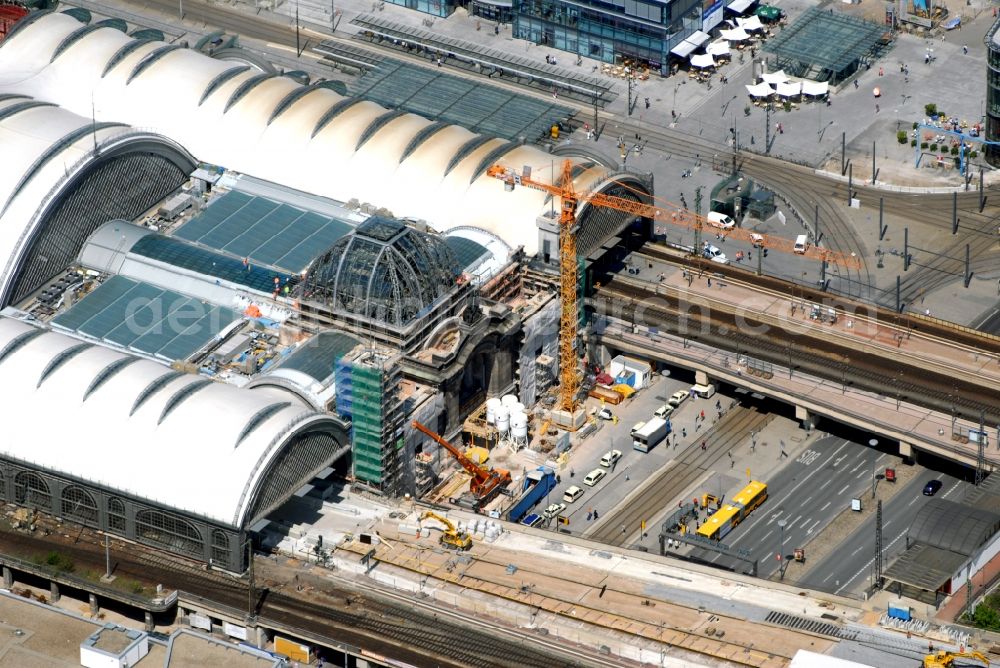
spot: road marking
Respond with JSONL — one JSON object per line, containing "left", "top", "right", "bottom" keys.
{"left": 786, "top": 514, "right": 802, "bottom": 530}
{"left": 728, "top": 440, "right": 851, "bottom": 548}
{"left": 851, "top": 545, "right": 864, "bottom": 556}
{"left": 837, "top": 484, "right": 849, "bottom": 495}
{"left": 849, "top": 462, "right": 862, "bottom": 473}
{"left": 803, "top": 496, "right": 813, "bottom": 505}
{"left": 761, "top": 529, "right": 774, "bottom": 543}
{"left": 820, "top": 501, "right": 831, "bottom": 511}
{"left": 807, "top": 519, "right": 820, "bottom": 534}
{"left": 835, "top": 529, "right": 908, "bottom": 594}
{"left": 856, "top": 470, "right": 867, "bottom": 479}
{"left": 820, "top": 479, "right": 832, "bottom": 489}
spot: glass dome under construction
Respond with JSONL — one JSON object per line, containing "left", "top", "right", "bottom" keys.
{"left": 299, "top": 217, "right": 461, "bottom": 328}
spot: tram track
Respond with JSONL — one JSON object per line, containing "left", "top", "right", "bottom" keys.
{"left": 587, "top": 407, "right": 772, "bottom": 546}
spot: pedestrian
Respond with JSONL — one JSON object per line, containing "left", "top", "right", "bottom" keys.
{"left": 593, "top": 509, "right": 599, "bottom": 519}
{"left": 696, "top": 422, "right": 701, "bottom": 432}
{"left": 854, "top": 79, "right": 859, "bottom": 89}
{"left": 570, "top": 468, "right": 575, "bottom": 477}
{"left": 494, "top": 25, "right": 499, "bottom": 35}
{"left": 644, "top": 96, "right": 650, "bottom": 109}
{"left": 750, "top": 135, "right": 755, "bottom": 145}
{"left": 878, "top": 67, "right": 883, "bottom": 76}
{"left": 707, "top": 277, "right": 712, "bottom": 287}
{"left": 621, "top": 524, "right": 626, "bottom": 535}
{"left": 701, "top": 440, "right": 707, "bottom": 451}
{"left": 778, "top": 123, "right": 784, "bottom": 134}
{"left": 682, "top": 427, "right": 687, "bottom": 438}
{"left": 963, "top": 45, "right": 968, "bottom": 55}
{"left": 587, "top": 509, "right": 593, "bottom": 521}
{"left": 875, "top": 104, "right": 879, "bottom": 113}
{"left": 715, "top": 399, "right": 722, "bottom": 410}
{"left": 700, "top": 410, "right": 705, "bottom": 420}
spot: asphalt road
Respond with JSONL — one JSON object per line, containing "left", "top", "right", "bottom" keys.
{"left": 799, "top": 471, "right": 968, "bottom": 596}
{"left": 683, "top": 436, "right": 892, "bottom": 578}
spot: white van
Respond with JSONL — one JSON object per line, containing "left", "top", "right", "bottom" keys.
{"left": 690, "top": 383, "right": 716, "bottom": 399}
{"left": 707, "top": 211, "right": 736, "bottom": 230}
{"left": 563, "top": 486, "right": 585, "bottom": 503}
{"left": 793, "top": 234, "right": 809, "bottom": 254}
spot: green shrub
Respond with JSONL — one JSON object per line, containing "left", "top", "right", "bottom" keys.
{"left": 910, "top": 139, "right": 917, "bottom": 147}
{"left": 44, "top": 551, "right": 74, "bottom": 573}
{"left": 971, "top": 150, "right": 979, "bottom": 158}
{"left": 921, "top": 141, "right": 929, "bottom": 149}
{"left": 896, "top": 130, "right": 907, "bottom": 144}
{"left": 912, "top": 121, "right": 918, "bottom": 130}
{"left": 930, "top": 143, "right": 938, "bottom": 152}
{"left": 950, "top": 145, "right": 959, "bottom": 155}
{"left": 925, "top": 103, "right": 937, "bottom": 116}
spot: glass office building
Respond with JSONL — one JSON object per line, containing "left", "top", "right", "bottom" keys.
{"left": 986, "top": 17, "right": 1000, "bottom": 166}
{"left": 513, "top": 0, "right": 702, "bottom": 74}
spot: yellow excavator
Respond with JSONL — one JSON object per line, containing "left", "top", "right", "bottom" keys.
{"left": 923, "top": 650, "right": 989, "bottom": 668}
{"left": 419, "top": 511, "right": 472, "bottom": 551}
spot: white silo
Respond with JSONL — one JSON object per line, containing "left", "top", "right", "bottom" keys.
{"left": 486, "top": 397, "right": 501, "bottom": 425}
{"left": 511, "top": 410, "right": 529, "bottom": 442}
{"left": 501, "top": 394, "right": 518, "bottom": 407}
{"left": 495, "top": 406, "right": 510, "bottom": 433}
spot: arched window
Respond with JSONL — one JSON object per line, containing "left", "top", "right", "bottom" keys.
{"left": 135, "top": 509, "right": 203, "bottom": 557}
{"left": 14, "top": 472, "right": 50, "bottom": 509}
{"left": 211, "top": 530, "right": 229, "bottom": 565}
{"left": 61, "top": 486, "right": 98, "bottom": 527}
{"left": 108, "top": 498, "right": 126, "bottom": 533}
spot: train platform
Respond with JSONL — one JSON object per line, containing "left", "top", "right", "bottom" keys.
{"left": 599, "top": 317, "right": 994, "bottom": 469}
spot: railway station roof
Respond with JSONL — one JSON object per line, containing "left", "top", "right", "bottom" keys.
{"left": 0, "top": 12, "right": 636, "bottom": 257}
{"left": 0, "top": 315, "right": 345, "bottom": 528}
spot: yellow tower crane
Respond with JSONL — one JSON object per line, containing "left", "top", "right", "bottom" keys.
{"left": 486, "top": 160, "right": 861, "bottom": 420}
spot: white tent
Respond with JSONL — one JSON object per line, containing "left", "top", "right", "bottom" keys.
{"left": 802, "top": 80, "right": 830, "bottom": 96}
{"left": 737, "top": 15, "right": 765, "bottom": 31}
{"left": 745, "top": 82, "right": 775, "bottom": 98}
{"left": 761, "top": 70, "right": 789, "bottom": 85}
{"left": 719, "top": 27, "right": 751, "bottom": 41}
{"left": 706, "top": 40, "right": 731, "bottom": 57}
{"left": 690, "top": 53, "right": 717, "bottom": 68}
{"left": 776, "top": 81, "right": 802, "bottom": 97}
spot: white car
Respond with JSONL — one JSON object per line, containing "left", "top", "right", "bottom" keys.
{"left": 702, "top": 244, "right": 729, "bottom": 264}
{"left": 543, "top": 503, "right": 566, "bottom": 519}
{"left": 600, "top": 449, "right": 623, "bottom": 467}
{"left": 583, "top": 468, "right": 607, "bottom": 486}
{"left": 654, "top": 404, "right": 674, "bottom": 419}
{"left": 749, "top": 232, "right": 765, "bottom": 248}
{"left": 563, "top": 486, "right": 585, "bottom": 503}
{"left": 667, "top": 390, "right": 689, "bottom": 408}
{"left": 707, "top": 211, "right": 736, "bottom": 230}
{"left": 597, "top": 407, "right": 613, "bottom": 421}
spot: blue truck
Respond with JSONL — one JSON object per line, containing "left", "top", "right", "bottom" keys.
{"left": 507, "top": 466, "right": 556, "bottom": 523}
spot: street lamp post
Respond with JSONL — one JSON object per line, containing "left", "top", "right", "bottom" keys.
{"left": 777, "top": 519, "right": 787, "bottom": 579}
{"left": 869, "top": 439, "right": 879, "bottom": 499}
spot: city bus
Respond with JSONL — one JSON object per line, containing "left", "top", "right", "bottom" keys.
{"left": 696, "top": 481, "right": 768, "bottom": 540}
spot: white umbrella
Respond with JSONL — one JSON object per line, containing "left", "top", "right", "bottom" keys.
{"left": 801, "top": 80, "right": 829, "bottom": 96}
{"left": 776, "top": 81, "right": 802, "bottom": 97}
{"left": 706, "top": 40, "right": 731, "bottom": 57}
{"left": 690, "top": 53, "right": 717, "bottom": 69}
{"left": 745, "top": 82, "right": 775, "bottom": 98}
{"left": 736, "top": 15, "right": 765, "bottom": 32}
{"left": 719, "top": 27, "right": 751, "bottom": 42}
{"left": 761, "top": 70, "right": 789, "bottom": 85}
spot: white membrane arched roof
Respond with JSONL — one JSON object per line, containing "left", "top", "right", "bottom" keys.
{"left": 0, "top": 12, "right": 614, "bottom": 255}
{"left": 0, "top": 97, "right": 130, "bottom": 302}
{"left": 0, "top": 316, "right": 341, "bottom": 527}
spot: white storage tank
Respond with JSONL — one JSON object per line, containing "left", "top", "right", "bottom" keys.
{"left": 495, "top": 406, "right": 510, "bottom": 432}
{"left": 486, "top": 397, "right": 502, "bottom": 424}
{"left": 512, "top": 402, "right": 525, "bottom": 414}
{"left": 501, "top": 394, "right": 518, "bottom": 407}
{"left": 511, "top": 411, "right": 529, "bottom": 440}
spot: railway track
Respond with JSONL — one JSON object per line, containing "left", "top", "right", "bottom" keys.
{"left": 586, "top": 115, "right": 999, "bottom": 308}
{"left": 593, "top": 275, "right": 1000, "bottom": 425}
{"left": 637, "top": 244, "right": 1000, "bottom": 353}
{"left": 587, "top": 407, "right": 772, "bottom": 546}
{"left": 0, "top": 524, "right": 582, "bottom": 668}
